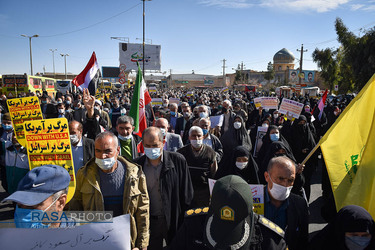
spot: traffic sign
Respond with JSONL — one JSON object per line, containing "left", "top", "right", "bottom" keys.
{"left": 120, "top": 64, "right": 127, "bottom": 72}
{"left": 119, "top": 78, "right": 126, "bottom": 84}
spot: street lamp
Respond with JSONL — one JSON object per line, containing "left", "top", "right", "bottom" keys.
{"left": 141, "top": 0, "right": 152, "bottom": 76}
{"left": 136, "top": 38, "right": 152, "bottom": 44}
{"left": 60, "top": 53, "right": 69, "bottom": 80}
{"left": 21, "top": 34, "right": 39, "bottom": 75}
{"left": 49, "top": 49, "right": 57, "bottom": 78}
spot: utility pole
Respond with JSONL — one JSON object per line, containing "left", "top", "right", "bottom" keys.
{"left": 49, "top": 49, "right": 57, "bottom": 78}
{"left": 297, "top": 44, "right": 308, "bottom": 85}
{"left": 169, "top": 69, "right": 172, "bottom": 88}
{"left": 60, "top": 53, "right": 69, "bottom": 79}
{"left": 222, "top": 59, "right": 226, "bottom": 87}
{"left": 241, "top": 61, "right": 244, "bottom": 84}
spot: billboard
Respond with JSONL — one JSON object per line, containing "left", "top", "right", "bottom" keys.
{"left": 119, "top": 43, "right": 161, "bottom": 71}
{"left": 289, "top": 70, "right": 315, "bottom": 83}
{"left": 102, "top": 67, "right": 120, "bottom": 78}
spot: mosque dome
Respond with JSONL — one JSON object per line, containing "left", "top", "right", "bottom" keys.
{"left": 273, "top": 48, "right": 295, "bottom": 64}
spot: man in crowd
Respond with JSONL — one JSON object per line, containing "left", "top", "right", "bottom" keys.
{"left": 69, "top": 120, "right": 95, "bottom": 174}
{"left": 264, "top": 156, "right": 309, "bottom": 250}
{"left": 109, "top": 96, "right": 123, "bottom": 127}
{"left": 166, "top": 103, "right": 182, "bottom": 132}
{"left": 94, "top": 99, "right": 112, "bottom": 130}
{"left": 178, "top": 126, "right": 217, "bottom": 207}
{"left": 155, "top": 118, "right": 183, "bottom": 152}
{"left": 72, "top": 99, "right": 85, "bottom": 124}
{"left": 0, "top": 112, "right": 13, "bottom": 142}
{"left": 4, "top": 165, "right": 71, "bottom": 228}
{"left": 175, "top": 105, "right": 193, "bottom": 145}
{"left": 57, "top": 102, "right": 73, "bottom": 122}
{"left": 70, "top": 131, "right": 149, "bottom": 250}
{"left": 198, "top": 118, "right": 223, "bottom": 163}
{"left": 40, "top": 92, "right": 57, "bottom": 119}
{"left": 116, "top": 115, "right": 142, "bottom": 161}
{"left": 218, "top": 99, "right": 236, "bottom": 136}
{"left": 134, "top": 127, "right": 194, "bottom": 250}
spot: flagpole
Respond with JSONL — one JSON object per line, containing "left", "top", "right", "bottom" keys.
{"left": 301, "top": 143, "right": 321, "bottom": 165}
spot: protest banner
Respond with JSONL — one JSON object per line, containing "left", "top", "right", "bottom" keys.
{"left": 253, "top": 126, "right": 268, "bottom": 157}
{"left": 187, "top": 91, "right": 194, "bottom": 97}
{"left": 278, "top": 98, "right": 304, "bottom": 118}
{"left": 151, "top": 98, "right": 163, "bottom": 107}
{"left": 169, "top": 98, "right": 180, "bottom": 105}
{"left": 210, "top": 115, "right": 224, "bottom": 127}
{"left": 7, "top": 97, "right": 43, "bottom": 147}
{"left": 260, "top": 97, "right": 279, "bottom": 110}
{"left": 24, "top": 118, "right": 75, "bottom": 202}
{"left": 148, "top": 86, "right": 157, "bottom": 93}
{"left": 221, "top": 87, "right": 229, "bottom": 93}
{"left": 0, "top": 214, "right": 131, "bottom": 250}
{"left": 254, "top": 97, "right": 262, "bottom": 109}
{"left": 208, "top": 179, "right": 264, "bottom": 215}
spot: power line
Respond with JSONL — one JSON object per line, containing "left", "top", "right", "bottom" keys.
{"left": 39, "top": 3, "right": 141, "bottom": 38}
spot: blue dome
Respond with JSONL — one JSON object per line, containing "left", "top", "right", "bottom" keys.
{"left": 273, "top": 48, "right": 295, "bottom": 63}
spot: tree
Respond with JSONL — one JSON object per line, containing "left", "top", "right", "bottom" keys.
{"left": 313, "top": 18, "right": 375, "bottom": 93}
{"left": 264, "top": 62, "right": 275, "bottom": 84}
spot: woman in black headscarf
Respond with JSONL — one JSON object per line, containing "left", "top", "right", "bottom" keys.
{"left": 260, "top": 141, "right": 305, "bottom": 197}
{"left": 257, "top": 125, "right": 293, "bottom": 166}
{"left": 219, "top": 115, "right": 252, "bottom": 170}
{"left": 289, "top": 115, "right": 317, "bottom": 201}
{"left": 309, "top": 205, "right": 375, "bottom": 250}
{"left": 215, "top": 145, "right": 260, "bottom": 184}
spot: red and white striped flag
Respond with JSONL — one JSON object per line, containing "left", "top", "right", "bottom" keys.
{"left": 72, "top": 52, "right": 100, "bottom": 95}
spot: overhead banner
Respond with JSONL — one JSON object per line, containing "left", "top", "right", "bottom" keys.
{"left": 24, "top": 118, "right": 76, "bottom": 202}
{"left": 7, "top": 96, "right": 43, "bottom": 147}
{"left": 208, "top": 179, "right": 264, "bottom": 215}
{"left": 289, "top": 70, "right": 315, "bottom": 83}
{"left": 119, "top": 43, "right": 161, "bottom": 71}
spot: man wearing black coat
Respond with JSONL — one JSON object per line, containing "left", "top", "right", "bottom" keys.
{"left": 134, "top": 127, "right": 194, "bottom": 250}
{"left": 264, "top": 156, "right": 309, "bottom": 250}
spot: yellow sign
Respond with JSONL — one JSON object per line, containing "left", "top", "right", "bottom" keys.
{"left": 23, "top": 118, "right": 76, "bottom": 203}
{"left": 7, "top": 97, "right": 43, "bottom": 147}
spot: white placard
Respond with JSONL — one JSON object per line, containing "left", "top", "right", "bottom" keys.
{"left": 169, "top": 98, "right": 180, "bottom": 105}
{"left": 279, "top": 98, "right": 304, "bottom": 119}
{"left": 0, "top": 215, "right": 131, "bottom": 250}
{"left": 210, "top": 115, "right": 224, "bottom": 127}
{"left": 260, "top": 97, "right": 278, "bottom": 110}
{"left": 253, "top": 126, "right": 268, "bottom": 157}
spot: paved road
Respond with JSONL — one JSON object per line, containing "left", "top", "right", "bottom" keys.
{"left": 0, "top": 159, "right": 328, "bottom": 234}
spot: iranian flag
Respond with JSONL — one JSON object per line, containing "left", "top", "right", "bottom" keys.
{"left": 129, "top": 63, "right": 152, "bottom": 137}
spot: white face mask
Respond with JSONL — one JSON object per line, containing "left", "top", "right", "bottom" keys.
{"left": 70, "top": 134, "right": 80, "bottom": 144}
{"left": 58, "top": 109, "right": 65, "bottom": 114}
{"left": 273, "top": 114, "right": 279, "bottom": 119}
{"left": 268, "top": 176, "right": 292, "bottom": 201}
{"left": 262, "top": 123, "right": 269, "bottom": 128}
{"left": 95, "top": 157, "right": 116, "bottom": 171}
{"left": 233, "top": 122, "right": 242, "bottom": 129}
{"left": 235, "top": 161, "right": 247, "bottom": 170}
{"left": 160, "top": 128, "right": 167, "bottom": 137}
{"left": 190, "top": 139, "right": 203, "bottom": 148}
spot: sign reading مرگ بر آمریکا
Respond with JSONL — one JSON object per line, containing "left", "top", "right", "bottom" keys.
{"left": 7, "top": 96, "right": 43, "bottom": 147}
{"left": 24, "top": 118, "right": 76, "bottom": 203}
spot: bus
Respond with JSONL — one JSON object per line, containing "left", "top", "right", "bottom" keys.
{"left": 100, "top": 80, "right": 112, "bottom": 90}
{"left": 56, "top": 79, "right": 72, "bottom": 94}
{"left": 2, "top": 74, "right": 56, "bottom": 98}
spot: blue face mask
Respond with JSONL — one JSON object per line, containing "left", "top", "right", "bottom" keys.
{"left": 345, "top": 235, "right": 371, "bottom": 250}
{"left": 41, "top": 100, "right": 47, "bottom": 104}
{"left": 2, "top": 124, "right": 12, "bottom": 131}
{"left": 202, "top": 129, "right": 209, "bottom": 136}
{"left": 170, "top": 111, "right": 176, "bottom": 116}
{"left": 14, "top": 196, "right": 59, "bottom": 229}
{"left": 144, "top": 147, "right": 161, "bottom": 160}
{"left": 270, "top": 133, "right": 280, "bottom": 142}
{"left": 199, "top": 112, "right": 208, "bottom": 118}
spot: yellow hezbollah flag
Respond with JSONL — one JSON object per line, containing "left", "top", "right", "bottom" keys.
{"left": 320, "top": 74, "right": 375, "bottom": 218}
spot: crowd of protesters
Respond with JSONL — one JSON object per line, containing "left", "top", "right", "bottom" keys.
{"left": 1, "top": 86, "right": 374, "bottom": 250}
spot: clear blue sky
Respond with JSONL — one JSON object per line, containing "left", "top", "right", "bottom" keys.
{"left": 0, "top": 0, "right": 374, "bottom": 76}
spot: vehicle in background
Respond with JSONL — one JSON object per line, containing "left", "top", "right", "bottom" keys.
{"left": 2, "top": 74, "right": 56, "bottom": 98}
{"left": 56, "top": 79, "right": 72, "bottom": 94}
{"left": 275, "top": 86, "right": 293, "bottom": 98}
{"left": 100, "top": 80, "right": 112, "bottom": 90}
{"left": 113, "top": 83, "right": 123, "bottom": 92}
{"left": 301, "top": 86, "right": 320, "bottom": 97}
